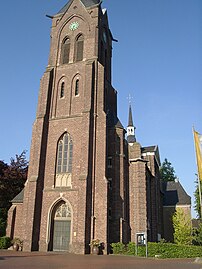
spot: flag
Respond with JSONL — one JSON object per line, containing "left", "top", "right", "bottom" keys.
{"left": 193, "top": 129, "right": 202, "bottom": 181}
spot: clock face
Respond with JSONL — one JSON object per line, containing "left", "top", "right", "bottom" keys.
{"left": 69, "top": 21, "right": 79, "bottom": 31}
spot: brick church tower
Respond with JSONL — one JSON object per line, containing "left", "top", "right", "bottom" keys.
{"left": 7, "top": 0, "right": 164, "bottom": 254}
{"left": 9, "top": 0, "right": 127, "bottom": 254}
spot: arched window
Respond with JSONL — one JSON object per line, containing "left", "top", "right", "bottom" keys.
{"left": 75, "top": 79, "right": 79, "bottom": 96}
{"left": 75, "top": 34, "right": 84, "bottom": 62}
{"left": 55, "top": 203, "right": 72, "bottom": 219}
{"left": 56, "top": 133, "right": 73, "bottom": 174}
{"left": 60, "top": 82, "right": 65, "bottom": 98}
{"left": 61, "top": 37, "right": 70, "bottom": 64}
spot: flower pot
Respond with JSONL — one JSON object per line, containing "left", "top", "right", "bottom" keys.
{"left": 91, "top": 245, "right": 99, "bottom": 255}
{"left": 13, "top": 243, "right": 19, "bottom": 251}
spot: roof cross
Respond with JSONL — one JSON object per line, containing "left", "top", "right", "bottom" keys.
{"left": 127, "top": 93, "right": 134, "bottom": 105}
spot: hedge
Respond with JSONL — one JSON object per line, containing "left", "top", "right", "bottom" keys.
{"left": 111, "top": 242, "right": 202, "bottom": 258}
{"left": 0, "top": 236, "right": 11, "bottom": 249}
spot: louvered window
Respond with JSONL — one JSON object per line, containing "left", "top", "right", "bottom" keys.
{"left": 60, "top": 82, "right": 65, "bottom": 98}
{"left": 56, "top": 133, "right": 73, "bottom": 173}
{"left": 61, "top": 37, "right": 70, "bottom": 64}
{"left": 75, "top": 79, "right": 79, "bottom": 96}
{"left": 75, "top": 34, "right": 84, "bottom": 62}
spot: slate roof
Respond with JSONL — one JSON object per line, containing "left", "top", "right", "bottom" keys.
{"left": 115, "top": 118, "right": 124, "bottom": 129}
{"left": 127, "top": 135, "right": 136, "bottom": 144}
{"left": 162, "top": 181, "right": 191, "bottom": 206}
{"left": 128, "top": 105, "right": 134, "bottom": 127}
{"left": 141, "top": 145, "right": 161, "bottom": 166}
{"left": 11, "top": 189, "right": 24, "bottom": 204}
{"left": 141, "top": 146, "right": 156, "bottom": 153}
{"left": 107, "top": 110, "right": 124, "bottom": 129}
{"left": 57, "top": 0, "right": 101, "bottom": 14}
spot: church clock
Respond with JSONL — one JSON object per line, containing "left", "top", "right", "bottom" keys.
{"left": 69, "top": 21, "right": 79, "bottom": 31}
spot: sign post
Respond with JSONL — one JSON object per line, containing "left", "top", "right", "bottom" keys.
{"left": 136, "top": 232, "right": 148, "bottom": 257}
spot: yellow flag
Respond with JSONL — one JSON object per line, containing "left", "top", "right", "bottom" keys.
{"left": 193, "top": 130, "right": 202, "bottom": 181}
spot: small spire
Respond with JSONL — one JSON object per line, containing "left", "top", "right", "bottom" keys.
{"left": 128, "top": 104, "right": 134, "bottom": 127}
{"left": 127, "top": 103, "right": 136, "bottom": 144}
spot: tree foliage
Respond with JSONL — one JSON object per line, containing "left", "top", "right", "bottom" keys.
{"left": 194, "top": 178, "right": 202, "bottom": 219}
{"left": 0, "top": 151, "right": 28, "bottom": 236}
{"left": 160, "top": 158, "right": 177, "bottom": 182}
{"left": 193, "top": 223, "right": 202, "bottom": 246}
{"left": 0, "top": 208, "right": 8, "bottom": 236}
{"left": 172, "top": 208, "right": 192, "bottom": 245}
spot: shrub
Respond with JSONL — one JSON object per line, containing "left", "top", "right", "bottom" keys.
{"left": 0, "top": 236, "right": 11, "bottom": 249}
{"left": 127, "top": 241, "right": 136, "bottom": 255}
{"left": 111, "top": 241, "right": 202, "bottom": 258}
{"left": 111, "top": 242, "right": 126, "bottom": 254}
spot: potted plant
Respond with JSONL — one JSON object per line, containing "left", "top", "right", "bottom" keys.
{"left": 11, "top": 238, "right": 23, "bottom": 251}
{"left": 90, "top": 239, "right": 100, "bottom": 255}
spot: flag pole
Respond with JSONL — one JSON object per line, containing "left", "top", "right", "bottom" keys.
{"left": 193, "top": 127, "right": 202, "bottom": 219}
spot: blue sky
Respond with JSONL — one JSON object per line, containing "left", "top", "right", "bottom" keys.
{"left": 0, "top": 0, "right": 201, "bottom": 217}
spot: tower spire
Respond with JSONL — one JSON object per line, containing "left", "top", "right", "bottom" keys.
{"left": 127, "top": 104, "right": 136, "bottom": 144}
{"left": 128, "top": 104, "right": 134, "bottom": 126}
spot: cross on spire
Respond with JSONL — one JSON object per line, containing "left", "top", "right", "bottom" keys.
{"left": 127, "top": 93, "right": 133, "bottom": 105}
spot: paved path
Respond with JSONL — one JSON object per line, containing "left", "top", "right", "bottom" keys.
{"left": 0, "top": 251, "right": 201, "bottom": 269}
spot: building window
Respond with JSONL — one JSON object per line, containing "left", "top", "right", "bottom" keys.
{"left": 56, "top": 133, "right": 73, "bottom": 174}
{"left": 75, "top": 34, "right": 84, "bottom": 62}
{"left": 55, "top": 203, "right": 72, "bottom": 219}
{"left": 61, "top": 37, "right": 70, "bottom": 64}
{"left": 107, "top": 157, "right": 112, "bottom": 168}
{"left": 55, "top": 133, "right": 73, "bottom": 188}
{"left": 75, "top": 79, "right": 79, "bottom": 96}
{"left": 60, "top": 82, "right": 65, "bottom": 98}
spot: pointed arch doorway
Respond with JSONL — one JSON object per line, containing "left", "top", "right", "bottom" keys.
{"left": 50, "top": 201, "right": 72, "bottom": 251}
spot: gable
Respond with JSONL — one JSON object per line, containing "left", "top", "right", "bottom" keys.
{"left": 163, "top": 181, "right": 191, "bottom": 206}
{"left": 57, "top": 0, "right": 100, "bottom": 14}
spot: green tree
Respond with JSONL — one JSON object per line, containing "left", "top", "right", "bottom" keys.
{"left": 194, "top": 177, "right": 202, "bottom": 219}
{"left": 160, "top": 158, "right": 177, "bottom": 182}
{"left": 0, "top": 151, "right": 28, "bottom": 236}
{"left": 172, "top": 208, "right": 193, "bottom": 245}
{"left": 193, "top": 223, "right": 202, "bottom": 246}
{"left": 0, "top": 208, "right": 7, "bottom": 236}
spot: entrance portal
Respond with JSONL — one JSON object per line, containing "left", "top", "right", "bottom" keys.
{"left": 51, "top": 201, "right": 72, "bottom": 251}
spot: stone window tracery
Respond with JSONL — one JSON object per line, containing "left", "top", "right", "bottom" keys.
{"left": 55, "top": 133, "right": 73, "bottom": 188}
{"left": 55, "top": 203, "right": 72, "bottom": 219}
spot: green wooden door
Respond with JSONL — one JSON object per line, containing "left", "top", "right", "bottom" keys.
{"left": 53, "top": 220, "right": 71, "bottom": 251}
{"left": 52, "top": 202, "right": 72, "bottom": 251}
